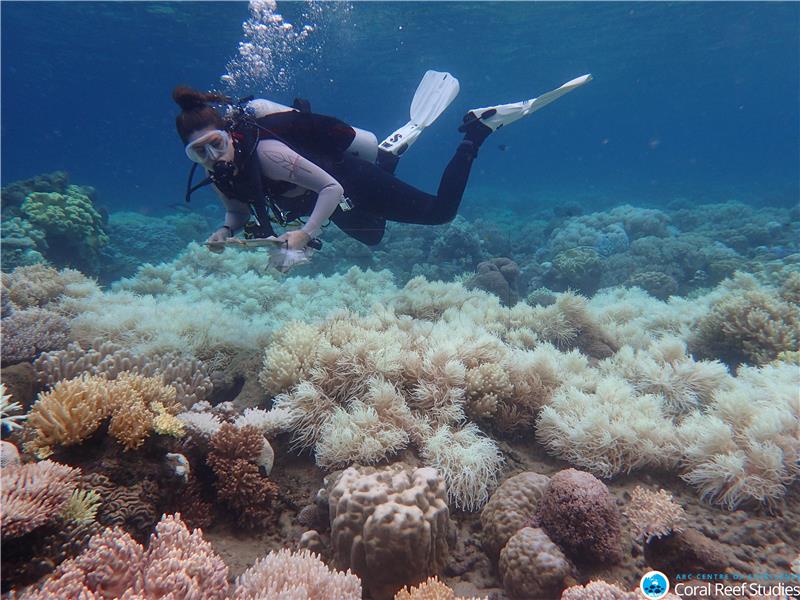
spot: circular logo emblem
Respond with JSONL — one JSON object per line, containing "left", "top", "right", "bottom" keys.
{"left": 640, "top": 570, "right": 670, "bottom": 599}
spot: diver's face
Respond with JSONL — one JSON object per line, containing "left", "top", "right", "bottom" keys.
{"left": 185, "top": 127, "right": 234, "bottom": 169}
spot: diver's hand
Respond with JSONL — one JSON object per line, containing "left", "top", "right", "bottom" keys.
{"left": 277, "top": 230, "right": 311, "bottom": 251}
{"left": 206, "top": 226, "right": 231, "bottom": 253}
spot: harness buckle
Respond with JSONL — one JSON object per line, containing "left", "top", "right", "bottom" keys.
{"left": 339, "top": 196, "right": 353, "bottom": 212}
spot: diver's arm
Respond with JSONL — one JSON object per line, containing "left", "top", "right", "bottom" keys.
{"left": 215, "top": 186, "right": 251, "bottom": 233}
{"left": 256, "top": 139, "right": 343, "bottom": 238}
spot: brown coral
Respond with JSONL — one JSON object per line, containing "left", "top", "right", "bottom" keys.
{"left": 536, "top": 469, "right": 623, "bottom": 565}
{"left": 207, "top": 424, "right": 278, "bottom": 528}
{"left": 1, "top": 460, "right": 79, "bottom": 538}
{"left": 499, "top": 527, "right": 574, "bottom": 600}
{"left": 80, "top": 473, "right": 158, "bottom": 542}
{"left": 480, "top": 471, "right": 550, "bottom": 561}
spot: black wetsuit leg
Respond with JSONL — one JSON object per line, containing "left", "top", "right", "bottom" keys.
{"left": 328, "top": 141, "right": 477, "bottom": 226}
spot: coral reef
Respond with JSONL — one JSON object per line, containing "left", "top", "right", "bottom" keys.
{"left": 326, "top": 463, "right": 451, "bottom": 600}
{"left": 19, "top": 514, "right": 229, "bottom": 599}
{"left": 536, "top": 469, "right": 623, "bottom": 565}
{"left": 394, "top": 577, "right": 485, "bottom": 600}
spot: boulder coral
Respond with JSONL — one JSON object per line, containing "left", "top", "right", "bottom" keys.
{"left": 326, "top": 463, "right": 452, "bottom": 600}
{"left": 499, "top": 527, "right": 574, "bottom": 600}
{"left": 480, "top": 471, "right": 550, "bottom": 561}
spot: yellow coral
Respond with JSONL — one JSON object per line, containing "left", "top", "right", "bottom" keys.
{"left": 151, "top": 402, "right": 185, "bottom": 438}
{"left": 26, "top": 374, "right": 116, "bottom": 452}
{"left": 394, "top": 577, "right": 485, "bottom": 600}
{"left": 62, "top": 489, "right": 101, "bottom": 523}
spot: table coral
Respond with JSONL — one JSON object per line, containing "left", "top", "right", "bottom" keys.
{"left": 326, "top": 463, "right": 451, "bottom": 600}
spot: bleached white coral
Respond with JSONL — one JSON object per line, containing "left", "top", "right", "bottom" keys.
{"left": 177, "top": 410, "right": 223, "bottom": 438}
{"left": 315, "top": 401, "right": 409, "bottom": 469}
{"left": 233, "top": 407, "right": 293, "bottom": 438}
{"left": 1, "top": 384, "right": 26, "bottom": 431}
{"left": 676, "top": 362, "right": 800, "bottom": 509}
{"left": 420, "top": 423, "right": 504, "bottom": 511}
{"left": 535, "top": 376, "right": 679, "bottom": 478}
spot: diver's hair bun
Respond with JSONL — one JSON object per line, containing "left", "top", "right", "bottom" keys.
{"left": 172, "top": 86, "right": 230, "bottom": 111}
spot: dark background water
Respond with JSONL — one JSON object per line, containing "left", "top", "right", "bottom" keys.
{"left": 2, "top": 1, "right": 798, "bottom": 217}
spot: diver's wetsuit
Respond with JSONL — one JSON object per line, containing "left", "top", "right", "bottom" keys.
{"left": 218, "top": 137, "right": 477, "bottom": 246}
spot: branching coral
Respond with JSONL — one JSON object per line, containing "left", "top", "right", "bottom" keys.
{"left": 25, "top": 372, "right": 183, "bottom": 455}
{"left": 232, "top": 548, "right": 362, "bottom": 600}
{"left": 1, "top": 307, "right": 70, "bottom": 365}
{"left": 34, "top": 341, "right": 213, "bottom": 407}
{"left": 394, "top": 577, "right": 485, "bottom": 600}
{"left": 1, "top": 460, "right": 79, "bottom": 539}
{"left": 1, "top": 383, "right": 27, "bottom": 431}
{"left": 206, "top": 424, "right": 278, "bottom": 528}
{"left": 624, "top": 486, "right": 687, "bottom": 543}
{"left": 20, "top": 514, "right": 229, "bottom": 599}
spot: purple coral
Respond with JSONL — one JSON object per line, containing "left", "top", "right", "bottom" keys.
{"left": 1, "top": 308, "right": 69, "bottom": 366}
{"left": 536, "top": 468, "right": 623, "bottom": 565}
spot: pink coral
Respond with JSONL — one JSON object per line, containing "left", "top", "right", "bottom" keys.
{"left": 1, "top": 460, "right": 79, "bottom": 539}
{"left": 1, "top": 308, "right": 69, "bottom": 366}
{"left": 19, "top": 513, "right": 229, "bottom": 599}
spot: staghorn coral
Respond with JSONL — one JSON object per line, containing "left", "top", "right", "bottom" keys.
{"left": 1, "top": 460, "right": 79, "bottom": 539}
{"left": 19, "top": 514, "right": 229, "bottom": 600}
{"left": 536, "top": 469, "right": 623, "bottom": 566}
{"left": 499, "top": 527, "right": 574, "bottom": 600}
{"left": 624, "top": 486, "right": 687, "bottom": 543}
{"left": 480, "top": 471, "right": 551, "bottom": 562}
{"left": 1, "top": 307, "right": 70, "bottom": 366}
{"left": 327, "top": 463, "right": 451, "bottom": 600}
{"left": 232, "top": 548, "right": 362, "bottom": 600}
{"left": 207, "top": 424, "right": 278, "bottom": 528}
{"left": 26, "top": 372, "right": 183, "bottom": 454}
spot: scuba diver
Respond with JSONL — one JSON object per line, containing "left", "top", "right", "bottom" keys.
{"left": 175, "top": 71, "right": 592, "bottom": 271}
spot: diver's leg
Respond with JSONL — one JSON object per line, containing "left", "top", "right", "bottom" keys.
{"left": 331, "top": 140, "right": 480, "bottom": 226}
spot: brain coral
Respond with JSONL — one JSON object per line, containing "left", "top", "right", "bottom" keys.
{"left": 480, "top": 471, "right": 550, "bottom": 561}
{"left": 499, "top": 527, "right": 574, "bottom": 600}
{"left": 536, "top": 469, "right": 623, "bottom": 565}
{"left": 327, "top": 463, "right": 451, "bottom": 600}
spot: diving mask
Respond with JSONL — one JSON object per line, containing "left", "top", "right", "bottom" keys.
{"left": 185, "top": 130, "right": 231, "bottom": 164}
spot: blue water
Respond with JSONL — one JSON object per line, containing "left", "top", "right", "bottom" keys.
{"left": 2, "top": 1, "right": 798, "bottom": 215}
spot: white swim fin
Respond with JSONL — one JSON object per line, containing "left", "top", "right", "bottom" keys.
{"left": 460, "top": 74, "right": 593, "bottom": 134}
{"left": 380, "top": 70, "right": 460, "bottom": 156}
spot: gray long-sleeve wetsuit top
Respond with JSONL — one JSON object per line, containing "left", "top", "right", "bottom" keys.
{"left": 219, "top": 139, "right": 344, "bottom": 238}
